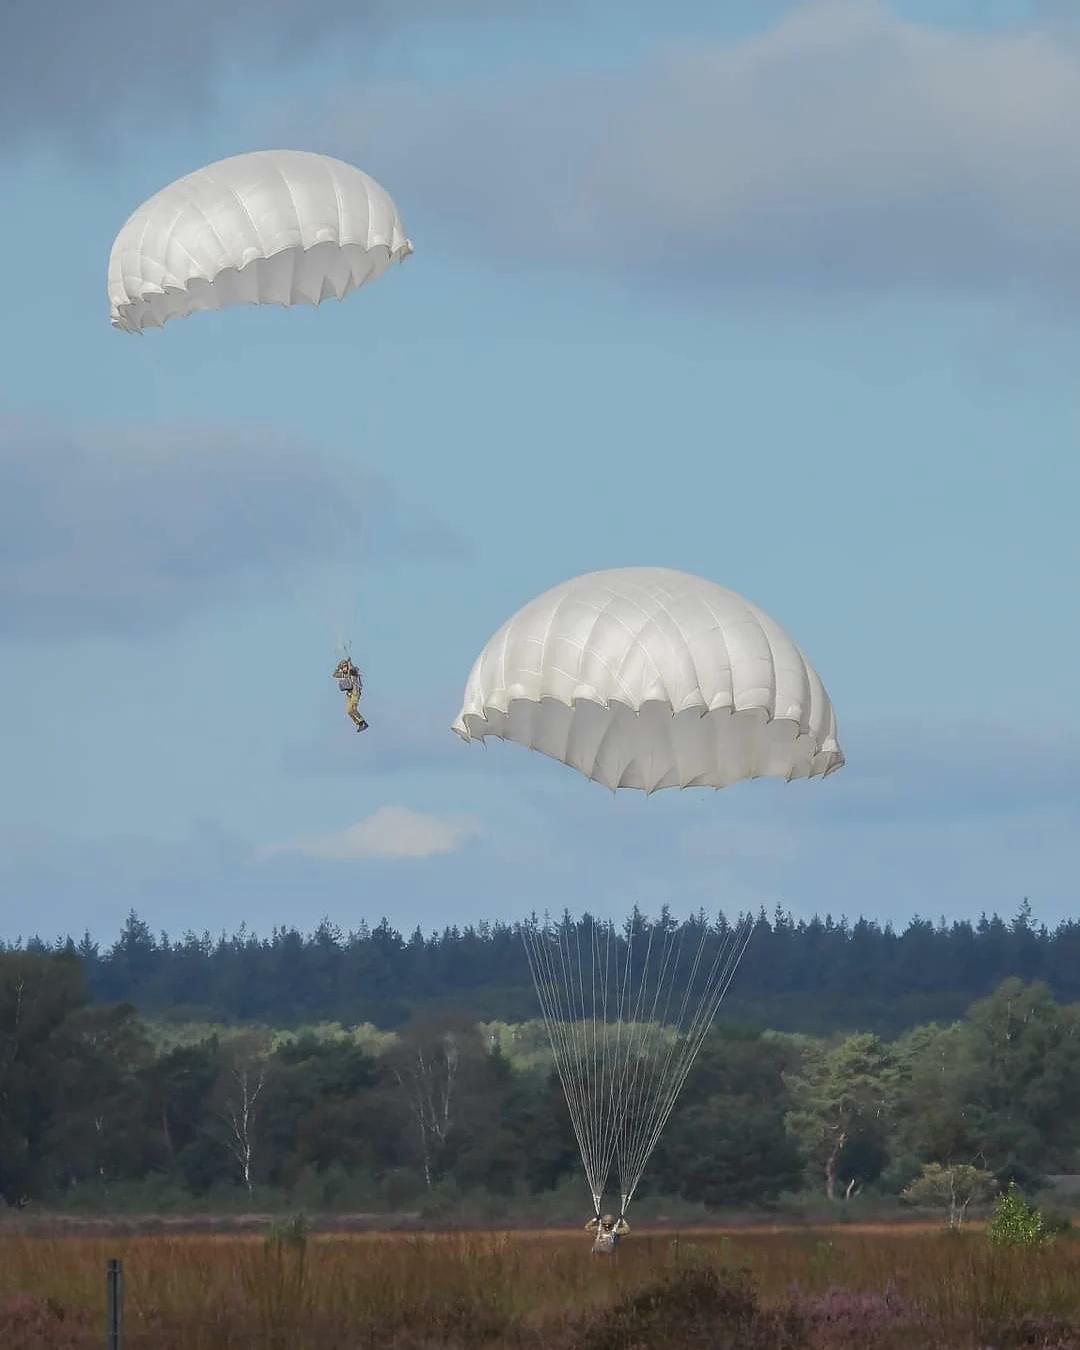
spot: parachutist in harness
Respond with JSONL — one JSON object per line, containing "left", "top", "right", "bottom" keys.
{"left": 334, "top": 658, "right": 367, "bottom": 733}
{"left": 586, "top": 1213, "right": 629, "bottom": 1255}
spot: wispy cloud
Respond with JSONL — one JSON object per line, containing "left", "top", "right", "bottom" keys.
{"left": 316, "top": 0, "right": 1080, "bottom": 302}
{"left": 673, "top": 717, "right": 1080, "bottom": 918}
{"left": 261, "top": 805, "right": 481, "bottom": 861}
{"left": 0, "top": 417, "right": 464, "bottom": 640}
{"left": 1, "top": 719, "right": 1076, "bottom": 943}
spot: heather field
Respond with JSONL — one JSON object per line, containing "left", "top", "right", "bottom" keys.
{"left": 4, "top": 1222, "right": 1080, "bottom": 1349}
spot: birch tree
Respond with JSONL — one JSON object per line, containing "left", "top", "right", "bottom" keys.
{"left": 216, "top": 1034, "right": 271, "bottom": 1194}
{"left": 902, "top": 1162, "right": 996, "bottom": 1228}
{"left": 388, "top": 1021, "right": 468, "bottom": 1189}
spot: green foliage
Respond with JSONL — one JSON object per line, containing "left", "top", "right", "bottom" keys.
{"left": 11, "top": 901, "right": 1080, "bottom": 1039}
{"left": 785, "top": 1032, "right": 895, "bottom": 1200}
{"left": 651, "top": 1034, "right": 803, "bottom": 1206}
{"left": 987, "top": 1181, "right": 1053, "bottom": 1248}
{"left": 0, "top": 950, "right": 116, "bottom": 1204}
{"left": 902, "top": 1162, "right": 997, "bottom": 1227}
{"left": 7, "top": 937, "right": 1080, "bottom": 1222}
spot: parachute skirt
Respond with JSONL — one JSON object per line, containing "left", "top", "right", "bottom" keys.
{"left": 112, "top": 239, "right": 410, "bottom": 334}
{"left": 453, "top": 697, "right": 841, "bottom": 794}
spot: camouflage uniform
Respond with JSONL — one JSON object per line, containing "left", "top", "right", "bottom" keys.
{"left": 334, "top": 660, "right": 367, "bottom": 732}
{"left": 585, "top": 1214, "right": 629, "bottom": 1255}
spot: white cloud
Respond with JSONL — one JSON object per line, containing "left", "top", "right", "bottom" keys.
{"left": 317, "top": 0, "right": 1080, "bottom": 301}
{"left": 262, "top": 805, "right": 481, "bottom": 861}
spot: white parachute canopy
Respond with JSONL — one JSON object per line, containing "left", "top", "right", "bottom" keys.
{"left": 108, "top": 150, "right": 413, "bottom": 334}
{"left": 452, "top": 567, "right": 844, "bottom": 792}
{"left": 522, "top": 909, "right": 753, "bottom": 1218}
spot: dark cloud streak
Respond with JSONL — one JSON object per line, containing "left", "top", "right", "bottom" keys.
{"left": 0, "top": 0, "right": 557, "bottom": 150}
{"left": 0, "top": 417, "right": 465, "bottom": 639}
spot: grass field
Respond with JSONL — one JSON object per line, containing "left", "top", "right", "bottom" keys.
{"left": 4, "top": 1220, "right": 1080, "bottom": 1348}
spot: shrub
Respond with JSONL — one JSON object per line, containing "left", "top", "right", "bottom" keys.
{"left": 0, "top": 1294, "right": 92, "bottom": 1350}
{"left": 788, "top": 1283, "right": 923, "bottom": 1343}
{"left": 988, "top": 1182, "right": 1053, "bottom": 1248}
{"left": 569, "top": 1266, "right": 807, "bottom": 1350}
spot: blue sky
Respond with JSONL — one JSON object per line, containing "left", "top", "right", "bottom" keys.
{"left": 1, "top": 0, "right": 1078, "bottom": 945}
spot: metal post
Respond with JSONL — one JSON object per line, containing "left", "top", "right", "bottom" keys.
{"left": 106, "top": 1257, "right": 123, "bottom": 1350}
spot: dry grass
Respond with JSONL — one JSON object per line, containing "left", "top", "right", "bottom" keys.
{"left": 3, "top": 1221, "right": 1080, "bottom": 1348}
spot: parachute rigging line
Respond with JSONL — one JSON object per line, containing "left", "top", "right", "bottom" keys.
{"left": 522, "top": 910, "right": 753, "bottom": 1218}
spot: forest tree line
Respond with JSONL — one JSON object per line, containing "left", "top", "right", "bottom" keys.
{"left": 2, "top": 900, "right": 1077, "bottom": 1037}
{"left": 3, "top": 937, "right": 1080, "bottom": 1215}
